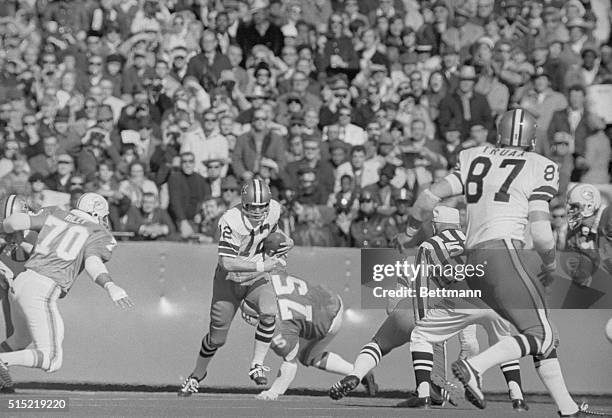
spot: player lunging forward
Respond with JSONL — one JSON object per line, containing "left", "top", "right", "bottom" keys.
{"left": 400, "top": 108, "right": 603, "bottom": 417}
{"left": 178, "top": 179, "right": 291, "bottom": 396}
{"left": 0, "top": 193, "right": 133, "bottom": 389}
{"left": 240, "top": 240, "right": 377, "bottom": 401}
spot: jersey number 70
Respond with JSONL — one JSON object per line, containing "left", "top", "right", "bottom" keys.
{"left": 34, "top": 217, "right": 89, "bottom": 261}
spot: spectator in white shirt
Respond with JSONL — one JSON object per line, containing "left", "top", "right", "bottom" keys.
{"left": 180, "top": 110, "right": 229, "bottom": 177}
{"left": 334, "top": 145, "right": 379, "bottom": 192}
{"left": 336, "top": 105, "right": 367, "bottom": 146}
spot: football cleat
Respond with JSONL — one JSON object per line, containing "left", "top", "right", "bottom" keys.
{"left": 0, "top": 362, "right": 13, "bottom": 390}
{"left": 361, "top": 372, "right": 378, "bottom": 397}
{"left": 452, "top": 359, "right": 486, "bottom": 409}
{"left": 558, "top": 402, "right": 612, "bottom": 417}
{"left": 396, "top": 392, "right": 431, "bottom": 409}
{"left": 431, "top": 382, "right": 459, "bottom": 407}
{"left": 248, "top": 364, "right": 270, "bottom": 386}
{"left": 177, "top": 374, "right": 204, "bottom": 397}
{"left": 512, "top": 398, "right": 529, "bottom": 411}
{"left": 329, "top": 375, "right": 360, "bottom": 400}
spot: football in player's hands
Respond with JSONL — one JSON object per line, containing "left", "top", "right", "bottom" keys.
{"left": 263, "top": 232, "right": 291, "bottom": 257}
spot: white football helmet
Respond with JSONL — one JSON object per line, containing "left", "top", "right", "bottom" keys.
{"left": 566, "top": 184, "right": 602, "bottom": 229}
{"left": 75, "top": 192, "right": 110, "bottom": 228}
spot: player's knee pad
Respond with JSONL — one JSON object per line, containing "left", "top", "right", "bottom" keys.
{"left": 258, "top": 315, "right": 276, "bottom": 327}
{"left": 208, "top": 329, "right": 229, "bottom": 348}
{"left": 300, "top": 351, "right": 328, "bottom": 368}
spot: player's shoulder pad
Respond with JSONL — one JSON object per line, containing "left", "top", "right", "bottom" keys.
{"left": 528, "top": 151, "right": 558, "bottom": 168}
{"left": 219, "top": 205, "right": 246, "bottom": 233}
{"left": 268, "top": 199, "right": 281, "bottom": 222}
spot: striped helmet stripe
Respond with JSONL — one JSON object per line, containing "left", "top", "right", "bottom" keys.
{"left": 253, "top": 180, "right": 261, "bottom": 204}
{"left": 4, "top": 195, "right": 15, "bottom": 217}
{"left": 511, "top": 109, "right": 523, "bottom": 146}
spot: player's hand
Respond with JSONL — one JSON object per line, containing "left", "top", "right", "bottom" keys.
{"left": 263, "top": 256, "right": 286, "bottom": 271}
{"left": 538, "top": 262, "right": 557, "bottom": 291}
{"left": 105, "top": 282, "right": 134, "bottom": 308}
{"left": 255, "top": 390, "right": 279, "bottom": 401}
{"left": 274, "top": 238, "right": 294, "bottom": 256}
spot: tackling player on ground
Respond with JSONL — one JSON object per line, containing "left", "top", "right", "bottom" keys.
{"left": 240, "top": 233, "right": 377, "bottom": 401}
{"left": 178, "top": 179, "right": 292, "bottom": 396}
{"left": 0, "top": 192, "right": 133, "bottom": 390}
{"left": 399, "top": 108, "right": 604, "bottom": 417}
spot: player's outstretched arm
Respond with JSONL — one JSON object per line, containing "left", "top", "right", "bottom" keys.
{"left": 1, "top": 213, "right": 31, "bottom": 234}
{"left": 219, "top": 255, "right": 286, "bottom": 273}
{"left": 85, "top": 255, "right": 134, "bottom": 308}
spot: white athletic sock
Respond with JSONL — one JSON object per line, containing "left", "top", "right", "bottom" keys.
{"left": 536, "top": 358, "right": 578, "bottom": 416}
{"left": 251, "top": 339, "right": 271, "bottom": 368}
{"left": 351, "top": 342, "right": 382, "bottom": 379}
{"left": 417, "top": 382, "right": 430, "bottom": 398}
{"left": 313, "top": 352, "right": 353, "bottom": 375}
{"left": 508, "top": 381, "right": 523, "bottom": 400}
{"left": 469, "top": 337, "right": 522, "bottom": 375}
{"left": 1, "top": 349, "right": 36, "bottom": 368}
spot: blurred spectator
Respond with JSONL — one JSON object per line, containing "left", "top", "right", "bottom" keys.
{"left": 122, "top": 192, "right": 176, "bottom": 241}
{"left": 551, "top": 203, "right": 568, "bottom": 250}
{"left": 44, "top": 153, "right": 74, "bottom": 193}
{"left": 363, "top": 163, "right": 399, "bottom": 216}
{"left": 186, "top": 29, "right": 232, "bottom": 90}
{"left": 220, "top": 175, "right": 241, "bottom": 209}
{"left": 337, "top": 190, "right": 398, "bottom": 248}
{"left": 549, "top": 132, "right": 574, "bottom": 199}
{"left": 168, "top": 152, "right": 212, "bottom": 239}
{"left": 119, "top": 161, "right": 158, "bottom": 209}
{"left": 197, "top": 197, "right": 227, "bottom": 243}
{"left": 236, "top": 1, "right": 284, "bottom": 58}
{"left": 519, "top": 67, "right": 568, "bottom": 155}
{"left": 180, "top": 109, "right": 229, "bottom": 177}
{"left": 29, "top": 135, "right": 59, "bottom": 178}
{"left": 438, "top": 65, "right": 493, "bottom": 139}
{"left": 547, "top": 85, "right": 591, "bottom": 169}
{"left": 0, "top": 139, "right": 21, "bottom": 179}
{"left": 334, "top": 145, "right": 378, "bottom": 192}
{"left": 581, "top": 114, "right": 611, "bottom": 185}
{"left": 232, "top": 108, "right": 286, "bottom": 181}
{"left": 0, "top": 156, "right": 30, "bottom": 196}
{"left": 26, "top": 172, "right": 47, "bottom": 212}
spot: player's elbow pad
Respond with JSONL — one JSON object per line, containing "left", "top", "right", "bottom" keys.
{"left": 85, "top": 256, "right": 109, "bottom": 282}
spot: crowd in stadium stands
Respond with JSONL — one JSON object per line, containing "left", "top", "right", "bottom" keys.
{"left": 0, "top": 0, "right": 611, "bottom": 247}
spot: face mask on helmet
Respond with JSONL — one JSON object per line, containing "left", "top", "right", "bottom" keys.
{"left": 566, "top": 186, "right": 601, "bottom": 229}
{"left": 243, "top": 202, "right": 269, "bottom": 222}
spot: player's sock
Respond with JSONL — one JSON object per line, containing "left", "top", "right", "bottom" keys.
{"left": 0, "top": 349, "right": 37, "bottom": 367}
{"left": 251, "top": 317, "right": 275, "bottom": 367}
{"left": 192, "top": 334, "right": 217, "bottom": 380}
{"left": 412, "top": 351, "right": 433, "bottom": 398}
{"left": 311, "top": 352, "right": 353, "bottom": 375}
{"left": 534, "top": 351, "right": 578, "bottom": 416}
{"left": 0, "top": 342, "right": 12, "bottom": 353}
{"left": 468, "top": 336, "right": 523, "bottom": 375}
{"left": 351, "top": 342, "right": 382, "bottom": 379}
{"left": 500, "top": 360, "right": 524, "bottom": 400}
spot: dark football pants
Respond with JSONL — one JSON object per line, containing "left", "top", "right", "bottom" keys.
{"left": 466, "top": 238, "right": 558, "bottom": 357}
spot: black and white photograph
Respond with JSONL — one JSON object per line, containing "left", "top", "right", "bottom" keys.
{"left": 0, "top": 0, "right": 611, "bottom": 416}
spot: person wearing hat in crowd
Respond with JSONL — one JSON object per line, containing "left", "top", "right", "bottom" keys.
{"left": 518, "top": 66, "right": 568, "bottom": 155}
{"left": 442, "top": 6, "right": 484, "bottom": 52}
{"left": 362, "top": 162, "right": 400, "bottom": 217}
{"left": 180, "top": 109, "right": 229, "bottom": 178}
{"left": 319, "top": 74, "right": 352, "bottom": 127}
{"left": 391, "top": 187, "right": 414, "bottom": 232}
{"left": 416, "top": 1, "right": 450, "bottom": 56}
{"left": 43, "top": 153, "right": 74, "bottom": 193}
{"left": 236, "top": 0, "right": 284, "bottom": 58}
{"left": 121, "top": 49, "right": 154, "bottom": 100}
{"left": 438, "top": 65, "right": 493, "bottom": 140}
{"left": 219, "top": 174, "right": 241, "bottom": 209}
{"left": 321, "top": 13, "right": 360, "bottom": 78}
{"left": 202, "top": 157, "right": 226, "bottom": 198}
{"left": 338, "top": 189, "right": 398, "bottom": 248}
{"left": 497, "top": 0, "right": 532, "bottom": 50}
{"left": 559, "top": 17, "right": 594, "bottom": 68}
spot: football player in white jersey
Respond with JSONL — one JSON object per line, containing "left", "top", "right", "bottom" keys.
{"left": 396, "top": 109, "right": 603, "bottom": 417}
{"left": 178, "top": 179, "right": 293, "bottom": 396}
